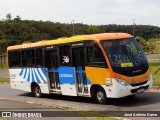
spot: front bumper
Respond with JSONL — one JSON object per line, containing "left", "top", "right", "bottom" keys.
{"left": 105, "top": 77, "right": 152, "bottom": 98}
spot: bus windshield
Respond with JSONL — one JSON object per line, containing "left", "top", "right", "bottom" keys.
{"left": 101, "top": 38, "right": 149, "bottom": 76}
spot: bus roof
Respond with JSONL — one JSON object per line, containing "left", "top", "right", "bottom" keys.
{"left": 93, "top": 33, "right": 133, "bottom": 40}
{"left": 7, "top": 33, "right": 133, "bottom": 51}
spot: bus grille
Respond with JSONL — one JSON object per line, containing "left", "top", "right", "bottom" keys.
{"left": 130, "top": 85, "right": 149, "bottom": 94}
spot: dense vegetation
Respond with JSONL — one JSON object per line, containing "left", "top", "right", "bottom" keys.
{"left": 0, "top": 14, "right": 160, "bottom": 53}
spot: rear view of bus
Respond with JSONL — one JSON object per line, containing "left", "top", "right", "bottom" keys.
{"left": 94, "top": 33, "right": 152, "bottom": 103}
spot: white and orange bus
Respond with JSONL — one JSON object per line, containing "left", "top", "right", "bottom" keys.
{"left": 7, "top": 33, "right": 152, "bottom": 104}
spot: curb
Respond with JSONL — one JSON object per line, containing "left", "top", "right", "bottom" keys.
{"left": 0, "top": 97, "right": 127, "bottom": 120}
{"left": 152, "top": 86, "right": 159, "bottom": 90}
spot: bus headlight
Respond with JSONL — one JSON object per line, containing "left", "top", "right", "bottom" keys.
{"left": 115, "top": 78, "right": 130, "bottom": 86}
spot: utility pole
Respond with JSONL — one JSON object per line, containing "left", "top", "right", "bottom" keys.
{"left": 0, "top": 48, "right": 2, "bottom": 68}
{"left": 72, "top": 20, "right": 74, "bottom": 36}
{"left": 133, "top": 19, "right": 135, "bottom": 36}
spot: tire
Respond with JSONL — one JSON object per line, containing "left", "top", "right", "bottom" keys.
{"left": 95, "top": 88, "right": 106, "bottom": 104}
{"left": 127, "top": 94, "right": 136, "bottom": 99}
{"left": 33, "top": 84, "right": 42, "bottom": 98}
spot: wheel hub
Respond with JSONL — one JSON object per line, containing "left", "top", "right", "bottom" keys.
{"left": 97, "top": 91, "right": 104, "bottom": 101}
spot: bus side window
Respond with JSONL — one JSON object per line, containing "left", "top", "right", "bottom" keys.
{"left": 87, "top": 43, "right": 107, "bottom": 68}
{"left": 22, "top": 49, "right": 35, "bottom": 67}
{"left": 8, "top": 51, "right": 21, "bottom": 68}
{"left": 35, "top": 48, "right": 43, "bottom": 67}
{"left": 87, "top": 45, "right": 94, "bottom": 65}
{"left": 59, "top": 45, "right": 71, "bottom": 66}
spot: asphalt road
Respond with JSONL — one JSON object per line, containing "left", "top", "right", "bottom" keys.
{"left": 146, "top": 53, "right": 160, "bottom": 63}
{"left": 0, "top": 84, "right": 160, "bottom": 120}
{"left": 0, "top": 69, "right": 160, "bottom": 119}
{"left": 0, "top": 97, "right": 88, "bottom": 120}
{"left": 0, "top": 69, "right": 8, "bottom": 78}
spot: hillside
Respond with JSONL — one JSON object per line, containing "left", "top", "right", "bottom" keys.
{"left": 0, "top": 16, "right": 160, "bottom": 53}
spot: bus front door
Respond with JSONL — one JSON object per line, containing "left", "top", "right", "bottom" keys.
{"left": 72, "top": 47, "right": 89, "bottom": 95}
{"left": 45, "top": 50, "right": 61, "bottom": 91}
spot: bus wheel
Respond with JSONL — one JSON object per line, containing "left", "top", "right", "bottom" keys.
{"left": 95, "top": 88, "right": 106, "bottom": 104}
{"left": 33, "top": 84, "right": 42, "bottom": 98}
{"left": 127, "top": 94, "right": 136, "bottom": 99}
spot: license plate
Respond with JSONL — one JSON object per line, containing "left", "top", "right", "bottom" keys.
{"left": 137, "top": 88, "right": 145, "bottom": 93}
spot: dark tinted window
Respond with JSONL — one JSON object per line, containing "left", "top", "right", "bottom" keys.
{"left": 72, "top": 47, "right": 85, "bottom": 69}
{"left": 8, "top": 51, "right": 21, "bottom": 68}
{"left": 22, "top": 49, "right": 35, "bottom": 67}
{"left": 59, "top": 45, "right": 71, "bottom": 66}
{"left": 87, "top": 43, "right": 107, "bottom": 67}
{"left": 35, "top": 48, "right": 43, "bottom": 67}
{"left": 101, "top": 38, "right": 149, "bottom": 77}
{"left": 101, "top": 38, "right": 147, "bottom": 67}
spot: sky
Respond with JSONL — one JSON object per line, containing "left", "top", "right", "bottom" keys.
{"left": 0, "top": 0, "right": 160, "bottom": 26}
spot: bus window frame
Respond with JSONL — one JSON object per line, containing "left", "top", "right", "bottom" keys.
{"left": 8, "top": 50, "right": 22, "bottom": 68}
{"left": 35, "top": 47, "right": 45, "bottom": 67}
{"left": 71, "top": 40, "right": 108, "bottom": 68}
{"left": 21, "top": 49, "right": 36, "bottom": 67}
{"left": 43, "top": 45, "right": 60, "bottom": 68}
{"left": 7, "top": 40, "right": 108, "bottom": 69}
{"left": 85, "top": 41, "right": 108, "bottom": 68}
{"left": 59, "top": 44, "right": 72, "bottom": 67}
{"left": 8, "top": 47, "right": 46, "bottom": 68}
{"left": 71, "top": 41, "right": 87, "bottom": 69}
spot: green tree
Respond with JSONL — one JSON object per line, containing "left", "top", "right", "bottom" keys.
{"left": 0, "top": 40, "right": 7, "bottom": 54}
{"left": 13, "top": 15, "right": 21, "bottom": 22}
{"left": 6, "top": 13, "right": 12, "bottom": 21}
{"left": 137, "top": 36, "right": 156, "bottom": 53}
{"left": 147, "top": 41, "right": 156, "bottom": 53}
{"left": 137, "top": 37, "right": 148, "bottom": 52}
{"left": 0, "top": 13, "right": 160, "bottom": 48}
{"left": 87, "top": 25, "right": 102, "bottom": 34}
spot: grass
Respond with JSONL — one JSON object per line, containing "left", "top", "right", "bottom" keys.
{"left": 74, "top": 111, "right": 120, "bottom": 119}
{"left": 0, "top": 78, "right": 9, "bottom": 84}
{"left": 0, "top": 118, "right": 3, "bottom": 120}
{"left": 72, "top": 111, "right": 120, "bottom": 120}
{"left": 0, "top": 62, "right": 8, "bottom": 69}
{"left": 63, "top": 107, "right": 121, "bottom": 120}
{"left": 146, "top": 40, "right": 160, "bottom": 86}
{"left": 148, "top": 40, "right": 160, "bottom": 53}
{"left": 95, "top": 117, "right": 121, "bottom": 120}
{"left": 149, "top": 63, "right": 160, "bottom": 86}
